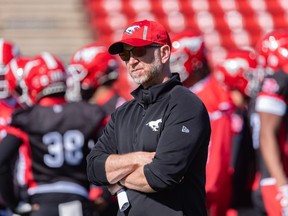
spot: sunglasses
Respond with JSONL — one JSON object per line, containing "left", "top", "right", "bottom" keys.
{"left": 119, "top": 45, "right": 162, "bottom": 61}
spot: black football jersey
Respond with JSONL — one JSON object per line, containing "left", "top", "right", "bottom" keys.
{"left": 11, "top": 101, "right": 105, "bottom": 191}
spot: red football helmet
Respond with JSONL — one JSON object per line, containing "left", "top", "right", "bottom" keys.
{"left": 256, "top": 29, "right": 288, "bottom": 73}
{"left": 24, "top": 52, "right": 66, "bottom": 103}
{"left": 5, "top": 57, "right": 32, "bottom": 106}
{"left": 67, "top": 43, "right": 120, "bottom": 101}
{"left": 170, "top": 30, "right": 210, "bottom": 87}
{"left": 215, "top": 48, "right": 263, "bottom": 97}
{"left": 0, "top": 38, "right": 21, "bottom": 99}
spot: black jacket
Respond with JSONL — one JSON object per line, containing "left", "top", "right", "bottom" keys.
{"left": 87, "top": 73, "right": 211, "bottom": 216}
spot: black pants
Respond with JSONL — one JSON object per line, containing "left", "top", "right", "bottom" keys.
{"left": 30, "top": 193, "right": 99, "bottom": 216}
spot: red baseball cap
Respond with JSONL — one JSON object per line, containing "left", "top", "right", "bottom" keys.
{"left": 108, "top": 19, "right": 171, "bottom": 54}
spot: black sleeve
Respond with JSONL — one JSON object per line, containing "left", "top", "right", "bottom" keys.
{"left": 0, "top": 133, "right": 23, "bottom": 210}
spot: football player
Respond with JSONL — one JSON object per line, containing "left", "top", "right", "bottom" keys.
{"left": 0, "top": 38, "right": 22, "bottom": 216}
{"left": 171, "top": 30, "right": 235, "bottom": 216}
{"left": 0, "top": 52, "right": 106, "bottom": 216}
{"left": 67, "top": 43, "right": 127, "bottom": 216}
{"left": 255, "top": 29, "right": 288, "bottom": 216}
{"left": 215, "top": 48, "right": 265, "bottom": 215}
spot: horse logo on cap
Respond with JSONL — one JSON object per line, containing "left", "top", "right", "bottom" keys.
{"left": 125, "top": 25, "right": 140, "bottom": 34}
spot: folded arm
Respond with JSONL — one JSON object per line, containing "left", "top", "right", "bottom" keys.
{"left": 105, "top": 151, "right": 155, "bottom": 193}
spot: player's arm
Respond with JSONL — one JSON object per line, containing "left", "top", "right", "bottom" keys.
{"left": 0, "top": 133, "right": 23, "bottom": 211}
{"left": 259, "top": 111, "right": 287, "bottom": 186}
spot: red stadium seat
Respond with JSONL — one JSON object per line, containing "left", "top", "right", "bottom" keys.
{"left": 160, "top": 12, "right": 187, "bottom": 33}
{"left": 84, "top": 0, "right": 288, "bottom": 68}
{"left": 194, "top": 11, "right": 216, "bottom": 33}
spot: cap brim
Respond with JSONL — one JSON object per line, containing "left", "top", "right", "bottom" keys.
{"left": 108, "top": 38, "right": 154, "bottom": 54}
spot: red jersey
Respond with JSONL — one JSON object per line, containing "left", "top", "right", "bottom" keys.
{"left": 190, "top": 76, "right": 235, "bottom": 216}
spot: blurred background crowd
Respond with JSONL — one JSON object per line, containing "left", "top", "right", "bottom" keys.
{"left": 1, "top": 0, "right": 288, "bottom": 99}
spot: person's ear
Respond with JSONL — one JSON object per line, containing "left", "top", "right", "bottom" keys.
{"left": 160, "top": 45, "right": 170, "bottom": 64}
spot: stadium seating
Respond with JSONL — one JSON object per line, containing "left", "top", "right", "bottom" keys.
{"left": 84, "top": 0, "right": 288, "bottom": 67}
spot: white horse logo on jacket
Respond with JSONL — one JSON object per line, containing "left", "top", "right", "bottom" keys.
{"left": 146, "top": 119, "right": 162, "bottom": 132}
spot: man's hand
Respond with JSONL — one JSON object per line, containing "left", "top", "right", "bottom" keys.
{"left": 133, "top": 152, "right": 156, "bottom": 166}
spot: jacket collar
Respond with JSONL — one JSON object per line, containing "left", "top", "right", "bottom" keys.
{"left": 131, "top": 73, "right": 182, "bottom": 107}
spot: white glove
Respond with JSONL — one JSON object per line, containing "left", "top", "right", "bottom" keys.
{"left": 277, "top": 185, "right": 288, "bottom": 216}
{"left": 13, "top": 201, "right": 32, "bottom": 215}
